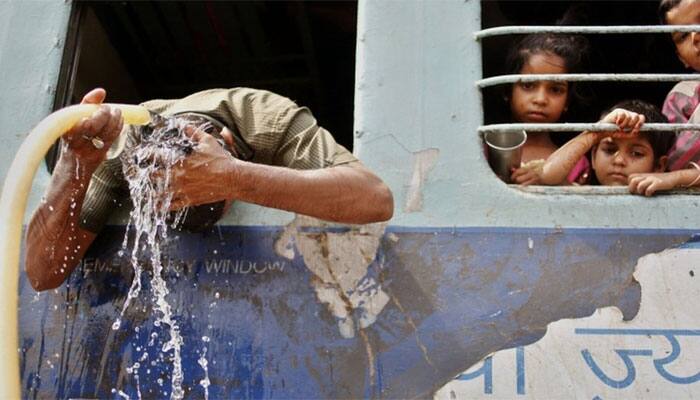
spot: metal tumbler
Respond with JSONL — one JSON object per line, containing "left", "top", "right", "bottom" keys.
{"left": 484, "top": 130, "right": 527, "bottom": 183}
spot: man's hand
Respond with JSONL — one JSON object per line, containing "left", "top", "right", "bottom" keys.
{"left": 62, "top": 88, "right": 123, "bottom": 168}
{"left": 166, "top": 125, "right": 237, "bottom": 210}
{"left": 628, "top": 172, "right": 677, "bottom": 196}
{"left": 26, "top": 88, "right": 120, "bottom": 291}
{"left": 166, "top": 123, "right": 393, "bottom": 223}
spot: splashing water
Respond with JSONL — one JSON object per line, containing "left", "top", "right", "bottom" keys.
{"left": 198, "top": 336, "right": 211, "bottom": 400}
{"left": 112, "top": 388, "right": 131, "bottom": 400}
{"left": 126, "top": 362, "right": 142, "bottom": 399}
{"left": 113, "top": 116, "right": 200, "bottom": 400}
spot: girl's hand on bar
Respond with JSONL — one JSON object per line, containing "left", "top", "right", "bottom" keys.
{"left": 598, "top": 108, "right": 645, "bottom": 139}
{"left": 628, "top": 172, "right": 676, "bottom": 196}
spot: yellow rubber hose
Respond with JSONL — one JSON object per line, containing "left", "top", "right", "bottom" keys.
{"left": 0, "top": 103, "right": 150, "bottom": 398}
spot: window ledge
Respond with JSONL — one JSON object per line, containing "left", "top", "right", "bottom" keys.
{"left": 510, "top": 185, "right": 700, "bottom": 196}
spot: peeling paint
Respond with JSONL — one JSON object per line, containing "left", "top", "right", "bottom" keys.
{"left": 438, "top": 246, "right": 700, "bottom": 399}
{"left": 274, "top": 216, "right": 389, "bottom": 338}
{"left": 404, "top": 148, "right": 439, "bottom": 213}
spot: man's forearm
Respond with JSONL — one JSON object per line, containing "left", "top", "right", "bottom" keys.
{"left": 228, "top": 160, "right": 393, "bottom": 224}
{"left": 26, "top": 151, "right": 97, "bottom": 290}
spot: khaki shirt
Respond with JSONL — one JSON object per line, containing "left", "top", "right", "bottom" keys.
{"left": 79, "top": 88, "right": 357, "bottom": 232}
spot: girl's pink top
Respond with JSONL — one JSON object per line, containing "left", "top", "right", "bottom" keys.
{"left": 567, "top": 156, "right": 590, "bottom": 184}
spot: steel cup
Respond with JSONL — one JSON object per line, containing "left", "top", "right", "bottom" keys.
{"left": 484, "top": 130, "right": 527, "bottom": 183}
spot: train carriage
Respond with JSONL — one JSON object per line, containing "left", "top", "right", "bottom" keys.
{"left": 1, "top": 0, "right": 698, "bottom": 398}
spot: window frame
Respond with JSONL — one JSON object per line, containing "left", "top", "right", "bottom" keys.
{"left": 475, "top": 22, "right": 700, "bottom": 195}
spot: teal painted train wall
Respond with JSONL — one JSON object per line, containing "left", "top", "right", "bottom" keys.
{"left": 5, "top": 0, "right": 700, "bottom": 230}
{"left": 355, "top": 0, "right": 700, "bottom": 230}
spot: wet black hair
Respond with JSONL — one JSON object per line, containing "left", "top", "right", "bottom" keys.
{"left": 603, "top": 99, "right": 673, "bottom": 161}
{"left": 503, "top": 33, "right": 591, "bottom": 117}
{"left": 659, "top": 0, "right": 683, "bottom": 24}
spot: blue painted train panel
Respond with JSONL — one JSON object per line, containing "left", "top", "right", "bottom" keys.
{"left": 18, "top": 226, "right": 692, "bottom": 399}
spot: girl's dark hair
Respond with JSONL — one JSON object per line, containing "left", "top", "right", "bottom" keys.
{"left": 658, "top": 0, "right": 683, "bottom": 24}
{"left": 505, "top": 33, "right": 590, "bottom": 76}
{"left": 503, "top": 33, "right": 591, "bottom": 119}
{"left": 604, "top": 99, "right": 674, "bottom": 160}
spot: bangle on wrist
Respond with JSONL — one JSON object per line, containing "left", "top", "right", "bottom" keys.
{"left": 684, "top": 161, "right": 700, "bottom": 188}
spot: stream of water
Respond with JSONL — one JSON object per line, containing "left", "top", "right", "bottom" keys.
{"left": 111, "top": 116, "right": 210, "bottom": 399}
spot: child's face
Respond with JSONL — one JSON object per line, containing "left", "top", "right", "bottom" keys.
{"left": 591, "top": 136, "right": 659, "bottom": 185}
{"left": 510, "top": 52, "right": 569, "bottom": 123}
{"left": 667, "top": 0, "right": 700, "bottom": 71}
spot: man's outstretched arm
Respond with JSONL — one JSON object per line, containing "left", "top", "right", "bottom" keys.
{"left": 167, "top": 128, "right": 394, "bottom": 224}
{"left": 25, "top": 89, "right": 123, "bottom": 291}
{"left": 229, "top": 160, "right": 393, "bottom": 224}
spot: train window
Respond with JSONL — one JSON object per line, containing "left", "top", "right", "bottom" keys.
{"left": 48, "top": 0, "right": 357, "bottom": 170}
{"left": 478, "top": 1, "right": 700, "bottom": 195}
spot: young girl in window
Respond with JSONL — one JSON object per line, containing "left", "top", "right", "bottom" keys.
{"left": 537, "top": 100, "right": 700, "bottom": 195}
{"left": 501, "top": 33, "right": 591, "bottom": 185}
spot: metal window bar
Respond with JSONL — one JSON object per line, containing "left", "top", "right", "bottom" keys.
{"left": 477, "top": 73, "right": 700, "bottom": 88}
{"left": 474, "top": 25, "right": 700, "bottom": 40}
{"left": 479, "top": 123, "right": 700, "bottom": 134}
{"left": 513, "top": 185, "right": 700, "bottom": 195}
